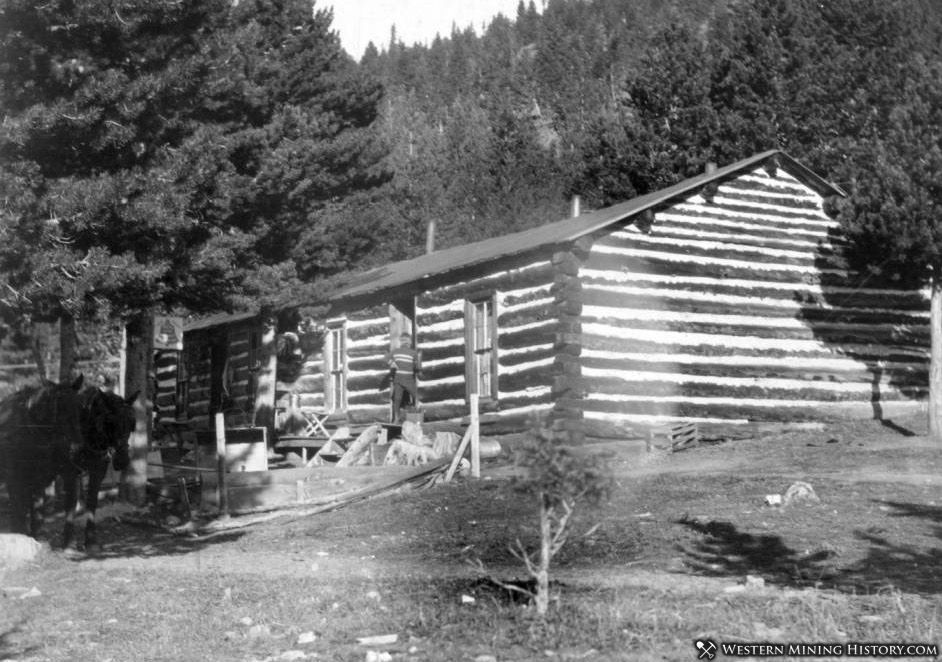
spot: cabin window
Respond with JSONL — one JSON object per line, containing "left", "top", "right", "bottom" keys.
{"left": 464, "top": 295, "right": 499, "bottom": 401}
{"left": 325, "top": 320, "right": 348, "bottom": 412}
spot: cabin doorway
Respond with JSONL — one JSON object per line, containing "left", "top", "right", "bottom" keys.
{"left": 208, "top": 328, "right": 230, "bottom": 416}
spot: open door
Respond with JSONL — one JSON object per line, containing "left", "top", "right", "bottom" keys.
{"left": 208, "top": 327, "right": 230, "bottom": 416}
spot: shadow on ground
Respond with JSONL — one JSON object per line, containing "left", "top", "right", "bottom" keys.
{"left": 0, "top": 507, "right": 247, "bottom": 562}
{"left": 676, "top": 509, "right": 942, "bottom": 595}
{"left": 0, "top": 621, "right": 38, "bottom": 660}
{"left": 67, "top": 517, "right": 247, "bottom": 562}
{"left": 676, "top": 517, "right": 841, "bottom": 588}
{"left": 843, "top": 500, "right": 942, "bottom": 595}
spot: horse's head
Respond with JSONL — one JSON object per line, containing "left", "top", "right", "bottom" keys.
{"left": 83, "top": 388, "right": 138, "bottom": 470}
{"left": 31, "top": 374, "right": 85, "bottom": 453}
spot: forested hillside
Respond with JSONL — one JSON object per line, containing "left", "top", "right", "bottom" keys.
{"left": 353, "top": 0, "right": 942, "bottom": 264}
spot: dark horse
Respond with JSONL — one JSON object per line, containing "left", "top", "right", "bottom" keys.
{"left": 0, "top": 376, "right": 136, "bottom": 550}
{"left": 63, "top": 385, "right": 136, "bottom": 550}
{"left": 0, "top": 376, "right": 85, "bottom": 537}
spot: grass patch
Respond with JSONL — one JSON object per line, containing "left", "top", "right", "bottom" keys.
{"left": 1, "top": 416, "right": 941, "bottom": 660}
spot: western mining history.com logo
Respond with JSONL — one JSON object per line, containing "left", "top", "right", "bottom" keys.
{"left": 696, "top": 640, "right": 717, "bottom": 659}
{"left": 694, "top": 639, "right": 939, "bottom": 659}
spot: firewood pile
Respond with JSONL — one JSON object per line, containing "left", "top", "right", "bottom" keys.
{"left": 332, "top": 421, "right": 462, "bottom": 468}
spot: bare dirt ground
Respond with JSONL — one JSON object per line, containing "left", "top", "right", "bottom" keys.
{"left": 1, "top": 415, "right": 941, "bottom": 661}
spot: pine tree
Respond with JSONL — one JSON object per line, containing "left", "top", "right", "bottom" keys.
{"left": 832, "top": 52, "right": 942, "bottom": 439}
{"left": 0, "top": 0, "right": 389, "bottom": 499}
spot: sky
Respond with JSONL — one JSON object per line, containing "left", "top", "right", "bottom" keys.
{"left": 327, "top": 0, "right": 528, "bottom": 60}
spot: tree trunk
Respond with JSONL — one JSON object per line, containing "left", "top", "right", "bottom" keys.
{"left": 121, "top": 311, "right": 154, "bottom": 504}
{"left": 30, "top": 321, "right": 56, "bottom": 381}
{"left": 535, "top": 494, "right": 551, "bottom": 616}
{"left": 59, "top": 313, "right": 77, "bottom": 383}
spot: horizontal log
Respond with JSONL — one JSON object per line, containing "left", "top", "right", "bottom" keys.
{"left": 584, "top": 376, "right": 923, "bottom": 402}
{"left": 578, "top": 314, "right": 929, "bottom": 347}
{"left": 580, "top": 355, "right": 927, "bottom": 386}
{"left": 346, "top": 373, "right": 390, "bottom": 393}
{"left": 596, "top": 229, "right": 840, "bottom": 269}
{"left": 669, "top": 197, "right": 837, "bottom": 229}
{"left": 579, "top": 287, "right": 929, "bottom": 324}
{"left": 416, "top": 308, "right": 466, "bottom": 328}
{"left": 583, "top": 309, "right": 929, "bottom": 351}
{"left": 578, "top": 267, "right": 927, "bottom": 308}
{"left": 580, "top": 324, "right": 928, "bottom": 359}
{"left": 498, "top": 304, "right": 557, "bottom": 329}
{"left": 347, "top": 391, "right": 390, "bottom": 407}
{"left": 346, "top": 346, "right": 387, "bottom": 360}
{"left": 719, "top": 179, "right": 823, "bottom": 208}
{"left": 582, "top": 398, "right": 925, "bottom": 423}
{"left": 416, "top": 262, "right": 555, "bottom": 307}
{"left": 654, "top": 211, "right": 833, "bottom": 244}
{"left": 502, "top": 345, "right": 556, "bottom": 367}
{"left": 583, "top": 250, "right": 838, "bottom": 287}
{"left": 580, "top": 332, "right": 927, "bottom": 364}
{"left": 503, "top": 291, "right": 555, "bottom": 312}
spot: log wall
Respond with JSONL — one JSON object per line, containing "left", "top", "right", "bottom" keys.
{"left": 415, "top": 257, "right": 558, "bottom": 437}
{"left": 280, "top": 304, "right": 391, "bottom": 426}
{"left": 579, "top": 165, "right": 929, "bottom": 436}
{"left": 183, "top": 318, "right": 262, "bottom": 430}
{"left": 154, "top": 350, "right": 178, "bottom": 423}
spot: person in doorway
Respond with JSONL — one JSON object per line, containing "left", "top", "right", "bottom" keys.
{"left": 384, "top": 335, "right": 421, "bottom": 423}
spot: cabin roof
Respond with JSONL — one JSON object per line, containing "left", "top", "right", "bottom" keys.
{"left": 183, "top": 310, "right": 258, "bottom": 333}
{"left": 331, "top": 150, "right": 843, "bottom": 303}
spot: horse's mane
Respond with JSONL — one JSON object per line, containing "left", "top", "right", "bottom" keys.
{"left": 0, "top": 382, "right": 66, "bottom": 425}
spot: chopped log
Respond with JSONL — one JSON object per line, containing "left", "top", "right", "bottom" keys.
{"left": 336, "top": 424, "right": 380, "bottom": 467}
{"left": 384, "top": 440, "right": 437, "bottom": 466}
{"left": 307, "top": 437, "right": 347, "bottom": 466}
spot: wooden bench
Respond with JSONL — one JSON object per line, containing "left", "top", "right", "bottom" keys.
{"left": 646, "top": 422, "right": 699, "bottom": 452}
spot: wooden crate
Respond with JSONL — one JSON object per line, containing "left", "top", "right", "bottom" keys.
{"left": 646, "top": 422, "right": 699, "bottom": 452}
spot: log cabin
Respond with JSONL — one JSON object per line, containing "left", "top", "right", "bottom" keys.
{"left": 169, "top": 150, "right": 929, "bottom": 444}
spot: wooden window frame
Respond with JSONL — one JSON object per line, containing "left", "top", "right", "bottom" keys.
{"left": 325, "top": 320, "right": 348, "bottom": 413}
{"left": 464, "top": 294, "right": 499, "bottom": 402}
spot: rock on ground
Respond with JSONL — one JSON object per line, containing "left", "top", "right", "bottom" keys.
{"left": 0, "top": 534, "right": 44, "bottom": 570}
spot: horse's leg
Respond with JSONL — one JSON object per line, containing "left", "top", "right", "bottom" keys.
{"left": 60, "top": 467, "right": 79, "bottom": 549}
{"left": 7, "top": 476, "right": 28, "bottom": 535}
{"left": 29, "top": 481, "right": 46, "bottom": 538}
{"left": 26, "top": 459, "right": 49, "bottom": 538}
{"left": 84, "top": 460, "right": 107, "bottom": 551}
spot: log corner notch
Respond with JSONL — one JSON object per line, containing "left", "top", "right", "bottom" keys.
{"left": 550, "top": 245, "right": 587, "bottom": 445}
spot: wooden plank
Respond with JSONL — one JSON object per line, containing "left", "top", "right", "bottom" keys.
{"left": 470, "top": 393, "right": 480, "bottom": 478}
{"left": 445, "top": 425, "right": 473, "bottom": 482}
{"left": 214, "top": 413, "right": 228, "bottom": 516}
{"left": 200, "top": 459, "right": 450, "bottom": 518}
